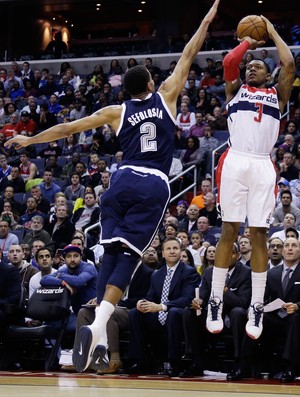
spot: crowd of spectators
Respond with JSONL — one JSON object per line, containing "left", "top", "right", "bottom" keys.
{"left": 0, "top": 47, "right": 300, "bottom": 379}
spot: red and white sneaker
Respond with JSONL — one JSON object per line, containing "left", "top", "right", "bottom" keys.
{"left": 206, "top": 296, "right": 223, "bottom": 334}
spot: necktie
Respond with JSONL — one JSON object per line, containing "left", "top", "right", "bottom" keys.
{"left": 225, "top": 272, "right": 230, "bottom": 287}
{"left": 282, "top": 268, "right": 293, "bottom": 294}
{"left": 158, "top": 268, "right": 173, "bottom": 325}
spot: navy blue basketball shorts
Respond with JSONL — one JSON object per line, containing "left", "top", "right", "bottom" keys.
{"left": 100, "top": 165, "right": 170, "bottom": 256}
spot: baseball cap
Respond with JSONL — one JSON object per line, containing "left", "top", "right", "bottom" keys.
{"left": 62, "top": 244, "right": 82, "bottom": 257}
{"left": 21, "top": 111, "right": 30, "bottom": 117}
{"left": 277, "top": 177, "right": 289, "bottom": 187}
{"left": 177, "top": 200, "right": 188, "bottom": 208}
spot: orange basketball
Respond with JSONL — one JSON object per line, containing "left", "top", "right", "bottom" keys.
{"left": 236, "top": 15, "right": 268, "bottom": 42}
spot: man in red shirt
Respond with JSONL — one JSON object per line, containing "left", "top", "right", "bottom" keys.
{"left": 14, "top": 111, "right": 37, "bottom": 137}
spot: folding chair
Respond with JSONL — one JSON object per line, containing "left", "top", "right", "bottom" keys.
{"left": 0, "top": 286, "right": 70, "bottom": 371}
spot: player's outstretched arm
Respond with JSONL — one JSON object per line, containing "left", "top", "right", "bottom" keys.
{"left": 159, "top": 0, "right": 220, "bottom": 113}
{"left": 5, "top": 105, "right": 122, "bottom": 149}
{"left": 261, "top": 15, "right": 295, "bottom": 111}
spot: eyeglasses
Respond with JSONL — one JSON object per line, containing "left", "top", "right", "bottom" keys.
{"left": 269, "top": 244, "right": 283, "bottom": 249}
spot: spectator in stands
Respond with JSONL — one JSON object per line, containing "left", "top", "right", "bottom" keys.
{"left": 72, "top": 191, "right": 100, "bottom": 244}
{"left": 59, "top": 84, "right": 75, "bottom": 113}
{"left": 279, "top": 152, "right": 299, "bottom": 182}
{"left": 62, "top": 134, "right": 81, "bottom": 158}
{"left": 177, "top": 229, "right": 201, "bottom": 268}
{"left": 267, "top": 237, "right": 284, "bottom": 269}
{"left": 0, "top": 219, "right": 19, "bottom": 261}
{"left": 271, "top": 213, "right": 298, "bottom": 241}
{"left": 39, "top": 168, "right": 61, "bottom": 204}
{"left": 103, "top": 127, "right": 122, "bottom": 156}
{"left": 64, "top": 172, "right": 85, "bottom": 204}
{"left": 272, "top": 190, "right": 300, "bottom": 228}
{"left": 191, "top": 178, "right": 213, "bottom": 210}
{"left": 197, "top": 216, "right": 217, "bottom": 246}
{"left": 199, "top": 125, "right": 220, "bottom": 175}
{"left": 197, "top": 244, "right": 216, "bottom": 275}
{"left": 176, "top": 102, "right": 196, "bottom": 137}
{"left": 39, "top": 141, "right": 62, "bottom": 160}
{"left": 109, "top": 151, "right": 122, "bottom": 174}
{"left": 0, "top": 154, "right": 12, "bottom": 182}
{"left": 0, "top": 166, "right": 25, "bottom": 193}
{"left": 45, "top": 30, "right": 67, "bottom": 59}
{"left": 3, "top": 102, "right": 18, "bottom": 125}
{"left": 179, "top": 136, "right": 203, "bottom": 182}
{"left": 28, "top": 246, "right": 56, "bottom": 301}
{"left": 0, "top": 256, "right": 23, "bottom": 327}
{"left": 238, "top": 235, "right": 252, "bottom": 267}
{"left": 48, "top": 94, "right": 64, "bottom": 116}
{"left": 180, "top": 204, "right": 200, "bottom": 233}
{"left": 94, "top": 171, "right": 110, "bottom": 199}
{"left": 61, "top": 152, "right": 81, "bottom": 180}
{"left": 19, "top": 150, "right": 38, "bottom": 182}
{"left": 206, "top": 74, "right": 226, "bottom": 105}
{"left": 0, "top": 199, "right": 21, "bottom": 230}
{"left": 40, "top": 244, "right": 97, "bottom": 317}
{"left": 70, "top": 99, "right": 86, "bottom": 121}
{"left": 19, "top": 197, "right": 45, "bottom": 230}
{"left": 88, "top": 64, "right": 106, "bottom": 87}
{"left": 45, "top": 155, "right": 62, "bottom": 180}
{"left": 21, "top": 62, "right": 34, "bottom": 83}
{"left": 0, "top": 185, "right": 22, "bottom": 214}
{"left": 206, "top": 106, "right": 228, "bottom": 130}
{"left": 13, "top": 110, "right": 37, "bottom": 137}
{"left": 38, "top": 103, "right": 58, "bottom": 130}
{"left": 22, "top": 215, "right": 52, "bottom": 248}
{"left": 175, "top": 200, "right": 189, "bottom": 225}
{"left": 8, "top": 243, "right": 39, "bottom": 297}
{"left": 260, "top": 49, "right": 276, "bottom": 73}
{"left": 38, "top": 74, "right": 60, "bottom": 101}
{"left": 195, "top": 88, "right": 210, "bottom": 114}
{"left": 128, "top": 237, "right": 199, "bottom": 376}
{"left": 198, "top": 192, "right": 222, "bottom": 227}
{"left": 45, "top": 203, "right": 76, "bottom": 253}
{"left": 29, "top": 184, "right": 51, "bottom": 215}
{"left": 186, "top": 111, "right": 207, "bottom": 138}
{"left": 90, "top": 157, "right": 109, "bottom": 188}
{"left": 2, "top": 113, "right": 19, "bottom": 141}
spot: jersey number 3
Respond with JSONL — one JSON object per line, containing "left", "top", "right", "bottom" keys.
{"left": 140, "top": 122, "right": 157, "bottom": 152}
{"left": 254, "top": 102, "right": 263, "bottom": 123}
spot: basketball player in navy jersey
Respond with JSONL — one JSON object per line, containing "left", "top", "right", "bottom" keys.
{"left": 206, "top": 16, "right": 295, "bottom": 341}
{"left": 6, "top": 0, "right": 220, "bottom": 372}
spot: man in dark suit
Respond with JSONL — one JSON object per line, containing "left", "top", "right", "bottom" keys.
{"left": 0, "top": 261, "right": 23, "bottom": 328}
{"left": 182, "top": 242, "right": 251, "bottom": 377}
{"left": 256, "top": 237, "right": 300, "bottom": 382}
{"left": 230, "top": 237, "right": 300, "bottom": 382}
{"left": 127, "top": 237, "right": 200, "bottom": 376}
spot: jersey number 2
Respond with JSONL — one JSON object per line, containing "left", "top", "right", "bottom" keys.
{"left": 254, "top": 102, "right": 263, "bottom": 123}
{"left": 140, "top": 122, "right": 157, "bottom": 152}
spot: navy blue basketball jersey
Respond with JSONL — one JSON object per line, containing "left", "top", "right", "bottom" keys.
{"left": 116, "top": 92, "right": 176, "bottom": 176}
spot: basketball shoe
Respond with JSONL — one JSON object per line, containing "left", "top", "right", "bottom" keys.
{"left": 245, "top": 303, "right": 264, "bottom": 340}
{"left": 206, "top": 296, "right": 223, "bottom": 333}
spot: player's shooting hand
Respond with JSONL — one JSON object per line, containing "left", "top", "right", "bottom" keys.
{"left": 238, "top": 36, "right": 265, "bottom": 50}
{"left": 260, "top": 15, "right": 276, "bottom": 39}
{"left": 5, "top": 135, "right": 31, "bottom": 149}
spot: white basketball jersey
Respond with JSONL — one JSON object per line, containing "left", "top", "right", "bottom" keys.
{"left": 226, "top": 84, "right": 280, "bottom": 155}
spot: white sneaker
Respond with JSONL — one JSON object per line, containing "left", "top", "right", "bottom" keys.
{"left": 72, "top": 326, "right": 98, "bottom": 372}
{"left": 206, "top": 296, "right": 223, "bottom": 333}
{"left": 245, "top": 303, "right": 264, "bottom": 340}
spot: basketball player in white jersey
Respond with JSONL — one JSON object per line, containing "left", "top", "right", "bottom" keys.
{"left": 206, "top": 16, "right": 295, "bottom": 340}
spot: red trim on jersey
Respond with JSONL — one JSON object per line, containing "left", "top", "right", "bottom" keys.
{"left": 216, "top": 147, "right": 230, "bottom": 205}
{"left": 242, "top": 84, "right": 277, "bottom": 94}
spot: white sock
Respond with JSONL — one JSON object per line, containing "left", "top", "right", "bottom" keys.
{"left": 251, "top": 271, "right": 267, "bottom": 305}
{"left": 89, "top": 300, "right": 115, "bottom": 346}
{"left": 210, "top": 267, "right": 228, "bottom": 300}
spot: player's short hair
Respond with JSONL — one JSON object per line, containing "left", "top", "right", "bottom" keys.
{"left": 123, "top": 65, "right": 150, "bottom": 95}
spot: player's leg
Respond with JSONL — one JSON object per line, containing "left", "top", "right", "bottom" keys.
{"left": 207, "top": 150, "right": 244, "bottom": 333}
{"left": 245, "top": 226, "right": 268, "bottom": 339}
{"left": 206, "top": 221, "right": 240, "bottom": 333}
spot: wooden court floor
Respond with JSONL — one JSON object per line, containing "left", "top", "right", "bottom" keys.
{"left": 0, "top": 371, "right": 300, "bottom": 397}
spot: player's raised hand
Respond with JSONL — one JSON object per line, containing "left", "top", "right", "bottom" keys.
{"left": 203, "top": 0, "right": 220, "bottom": 24}
{"left": 5, "top": 135, "right": 31, "bottom": 149}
